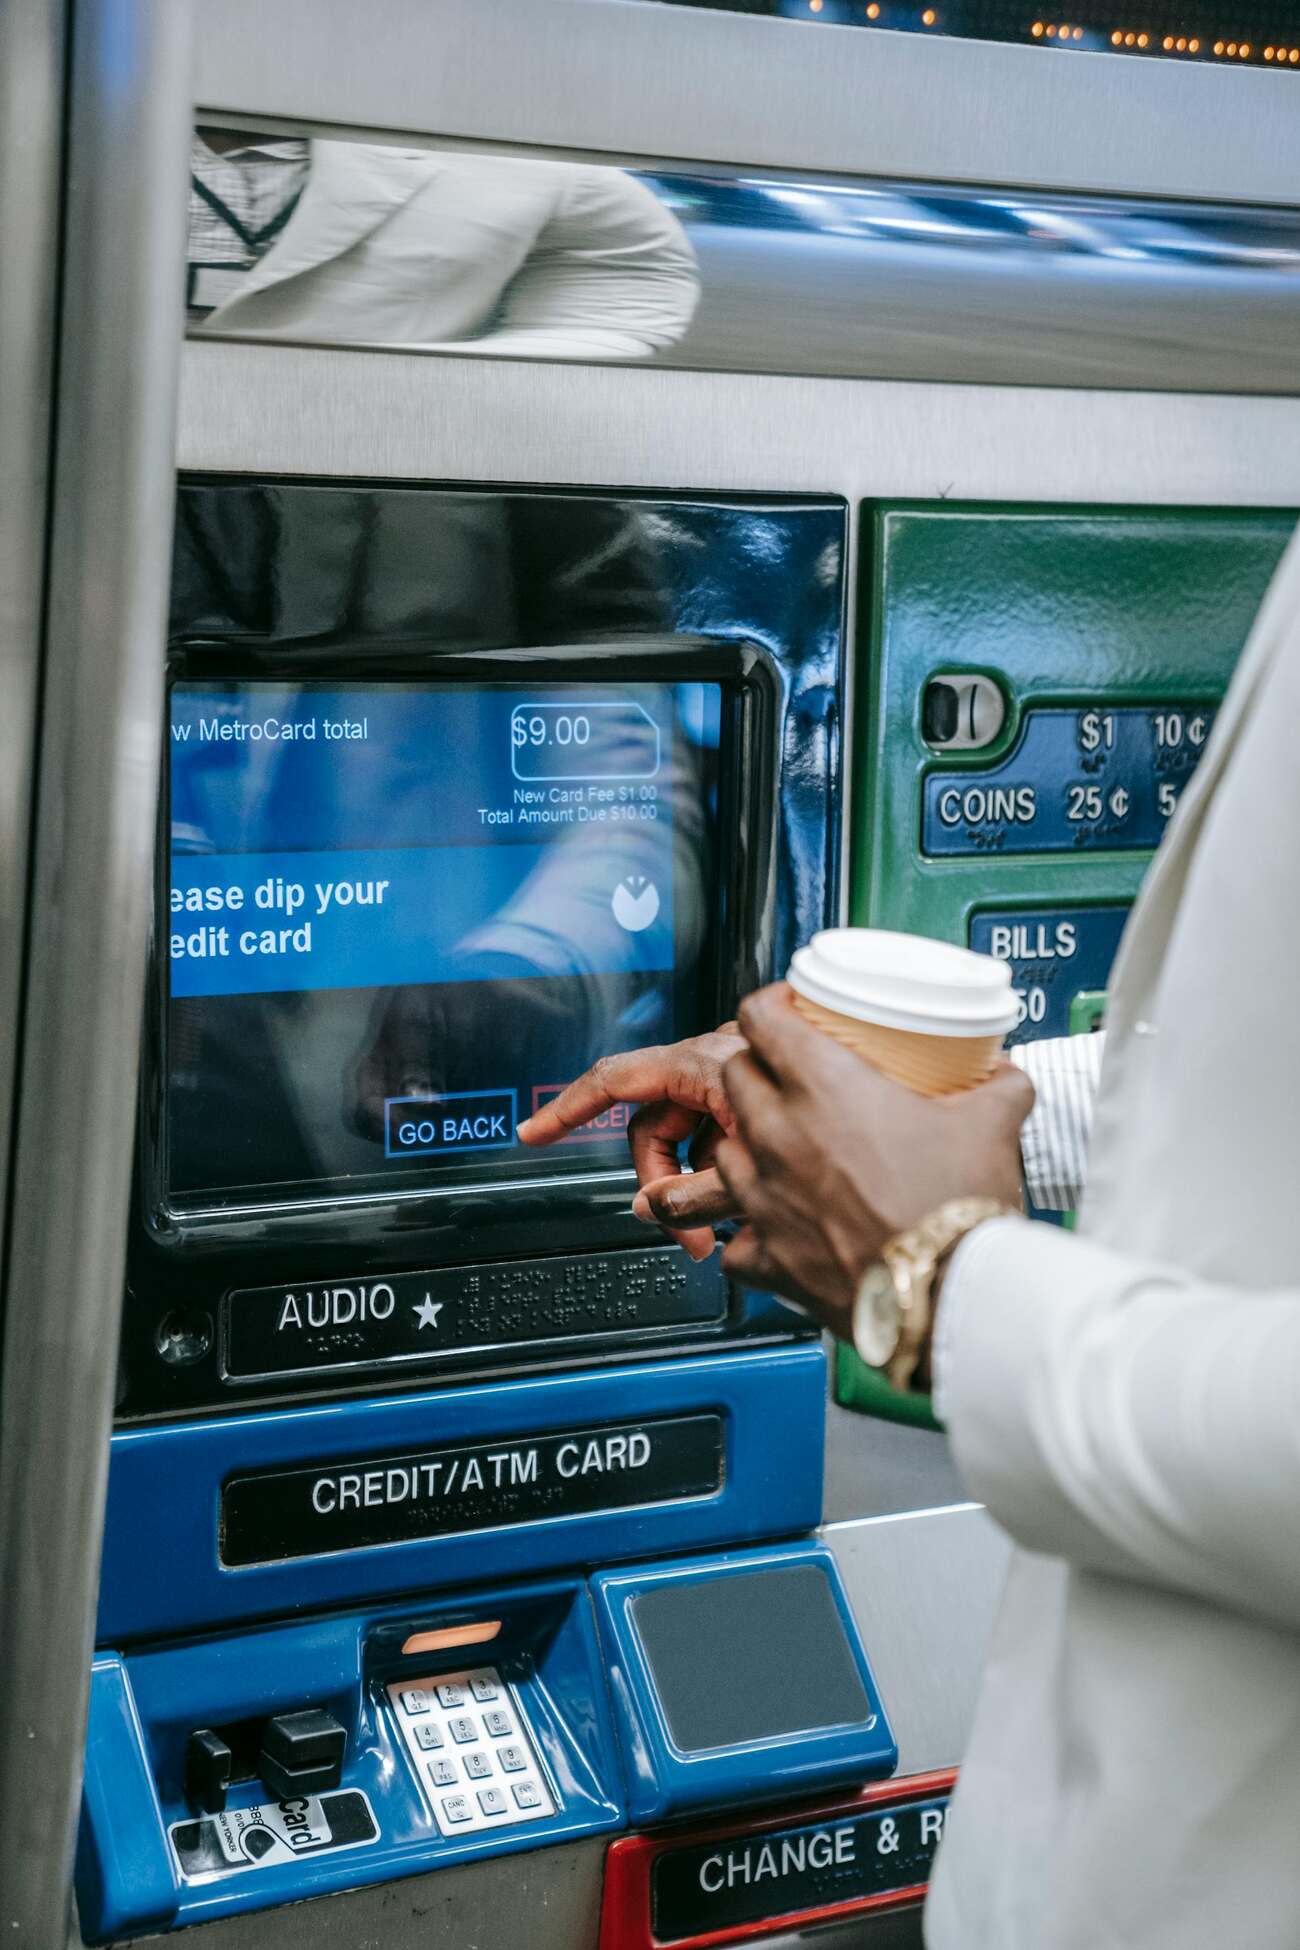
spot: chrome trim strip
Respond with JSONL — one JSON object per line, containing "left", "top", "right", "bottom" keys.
{"left": 0, "top": 0, "right": 63, "bottom": 1318}
{"left": 184, "top": 146, "right": 1300, "bottom": 393}
{"left": 0, "top": 1, "right": 193, "bottom": 1940}
{"left": 193, "top": 0, "right": 1300, "bottom": 206}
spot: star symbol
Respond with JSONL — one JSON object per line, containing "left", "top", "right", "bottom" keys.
{"left": 412, "top": 1295, "right": 443, "bottom": 1331}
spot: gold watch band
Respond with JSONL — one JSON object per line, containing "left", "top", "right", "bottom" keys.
{"left": 879, "top": 1196, "right": 1016, "bottom": 1394}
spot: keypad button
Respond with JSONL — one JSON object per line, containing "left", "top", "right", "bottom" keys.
{"left": 389, "top": 1666, "right": 551, "bottom": 1828}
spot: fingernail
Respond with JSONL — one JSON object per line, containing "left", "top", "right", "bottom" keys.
{"left": 631, "top": 1191, "right": 654, "bottom": 1223}
{"left": 516, "top": 1117, "right": 535, "bottom": 1139}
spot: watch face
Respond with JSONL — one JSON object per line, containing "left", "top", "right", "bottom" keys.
{"left": 854, "top": 1263, "right": 902, "bottom": 1369}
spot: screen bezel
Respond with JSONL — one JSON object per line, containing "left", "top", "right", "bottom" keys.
{"left": 139, "top": 634, "right": 779, "bottom": 1255}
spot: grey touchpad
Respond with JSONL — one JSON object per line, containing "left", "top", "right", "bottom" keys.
{"left": 631, "top": 1564, "right": 871, "bottom": 1752}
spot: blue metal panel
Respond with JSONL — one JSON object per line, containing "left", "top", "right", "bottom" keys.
{"left": 968, "top": 904, "right": 1130, "bottom": 1044}
{"left": 98, "top": 1345, "right": 826, "bottom": 1643}
{"left": 592, "top": 1544, "right": 898, "bottom": 1825}
{"left": 922, "top": 702, "right": 1217, "bottom": 856}
{"left": 78, "top": 1577, "right": 625, "bottom": 1938}
{"left": 77, "top": 1657, "right": 179, "bottom": 1938}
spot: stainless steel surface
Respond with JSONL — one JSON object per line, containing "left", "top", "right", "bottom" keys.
{"left": 117, "top": 1835, "right": 607, "bottom": 1949}
{"left": 184, "top": 131, "right": 1300, "bottom": 392}
{"left": 651, "top": 170, "right": 1300, "bottom": 393}
{"left": 827, "top": 1505, "right": 1011, "bottom": 1774}
{"left": 823, "top": 1400, "right": 966, "bottom": 1523}
{"left": 0, "top": 0, "right": 193, "bottom": 1941}
{"left": 192, "top": 0, "right": 1300, "bottom": 206}
{"left": 178, "top": 338, "right": 1300, "bottom": 506}
{"left": 0, "top": 0, "right": 63, "bottom": 1331}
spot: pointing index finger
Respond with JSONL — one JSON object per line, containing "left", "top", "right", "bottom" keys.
{"left": 516, "top": 1050, "right": 662, "bottom": 1145}
{"left": 517, "top": 1034, "right": 740, "bottom": 1148}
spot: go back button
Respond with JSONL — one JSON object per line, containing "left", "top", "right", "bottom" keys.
{"left": 384, "top": 1089, "right": 517, "bottom": 1160}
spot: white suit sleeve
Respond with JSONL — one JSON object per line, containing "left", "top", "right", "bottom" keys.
{"left": 486, "top": 169, "right": 701, "bottom": 359}
{"left": 939, "top": 1215, "right": 1300, "bottom": 1633}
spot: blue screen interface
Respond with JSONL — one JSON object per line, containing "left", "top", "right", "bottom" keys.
{"left": 166, "top": 679, "right": 722, "bottom": 1202}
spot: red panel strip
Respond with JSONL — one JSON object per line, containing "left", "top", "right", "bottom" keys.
{"left": 599, "top": 1769, "right": 957, "bottom": 1950}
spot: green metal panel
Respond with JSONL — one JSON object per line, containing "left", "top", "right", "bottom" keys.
{"left": 1068, "top": 990, "right": 1108, "bottom": 1037}
{"left": 837, "top": 501, "right": 1295, "bottom": 1425}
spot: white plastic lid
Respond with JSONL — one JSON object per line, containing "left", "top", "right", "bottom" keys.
{"left": 786, "top": 928, "right": 1019, "bottom": 1038}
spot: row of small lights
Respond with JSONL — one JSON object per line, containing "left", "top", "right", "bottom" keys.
{"left": 1107, "top": 25, "right": 1195, "bottom": 43}
{"left": 1098, "top": 26, "right": 1297, "bottom": 56}
{"left": 807, "top": 2, "right": 939, "bottom": 17}
{"left": 801, "top": 1, "right": 1300, "bottom": 54}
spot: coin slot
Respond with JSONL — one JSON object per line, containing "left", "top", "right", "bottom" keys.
{"left": 922, "top": 674, "right": 1006, "bottom": 751}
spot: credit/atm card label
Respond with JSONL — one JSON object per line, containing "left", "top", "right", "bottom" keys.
{"left": 220, "top": 1414, "right": 724, "bottom": 1565}
{"left": 222, "top": 1246, "right": 728, "bottom": 1383}
{"left": 169, "top": 1790, "right": 377, "bottom": 1882}
{"left": 969, "top": 905, "right": 1129, "bottom": 1044}
{"left": 923, "top": 704, "right": 1215, "bottom": 856}
{"left": 650, "top": 1795, "right": 949, "bottom": 1942}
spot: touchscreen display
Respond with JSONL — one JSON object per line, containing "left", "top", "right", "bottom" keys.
{"left": 166, "top": 679, "right": 722, "bottom": 1206}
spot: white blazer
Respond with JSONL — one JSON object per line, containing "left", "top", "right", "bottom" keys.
{"left": 200, "top": 143, "right": 700, "bottom": 358}
{"left": 927, "top": 526, "right": 1300, "bottom": 1949}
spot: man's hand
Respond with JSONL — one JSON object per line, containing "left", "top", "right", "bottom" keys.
{"left": 691, "top": 984, "right": 1033, "bottom": 1340}
{"left": 516, "top": 1026, "right": 746, "bottom": 1261}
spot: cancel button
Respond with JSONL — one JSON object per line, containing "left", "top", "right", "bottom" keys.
{"left": 220, "top": 1414, "right": 723, "bottom": 1567}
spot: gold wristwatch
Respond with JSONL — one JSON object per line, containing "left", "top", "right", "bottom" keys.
{"left": 852, "top": 1197, "right": 1015, "bottom": 1394}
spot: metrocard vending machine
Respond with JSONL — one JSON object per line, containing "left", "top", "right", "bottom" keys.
{"left": 75, "top": 478, "right": 905, "bottom": 1938}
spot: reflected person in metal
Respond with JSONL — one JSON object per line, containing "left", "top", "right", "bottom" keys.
{"left": 188, "top": 127, "right": 700, "bottom": 358}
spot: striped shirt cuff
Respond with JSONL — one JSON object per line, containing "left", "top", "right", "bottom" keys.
{"left": 1008, "top": 1030, "right": 1106, "bottom": 1212}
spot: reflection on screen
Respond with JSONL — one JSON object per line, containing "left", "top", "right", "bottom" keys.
{"left": 167, "top": 679, "right": 721, "bottom": 1204}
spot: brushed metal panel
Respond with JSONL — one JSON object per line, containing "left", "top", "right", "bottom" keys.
{"left": 192, "top": 0, "right": 1300, "bottom": 206}
{"left": 177, "top": 340, "right": 1300, "bottom": 508}
{"left": 114, "top": 1836, "right": 607, "bottom": 1950}
{"left": 826, "top": 1505, "right": 1011, "bottom": 1775}
{"left": 823, "top": 1401, "right": 965, "bottom": 1523}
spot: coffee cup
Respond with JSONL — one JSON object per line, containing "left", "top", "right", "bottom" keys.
{"left": 785, "top": 928, "right": 1018, "bottom": 1097}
